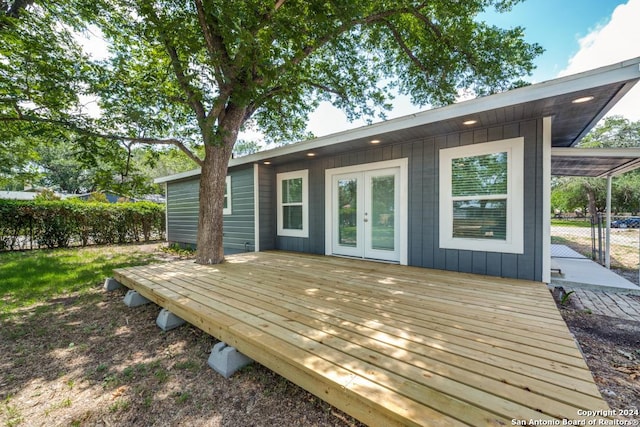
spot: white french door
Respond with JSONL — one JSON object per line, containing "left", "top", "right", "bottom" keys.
{"left": 330, "top": 167, "right": 401, "bottom": 262}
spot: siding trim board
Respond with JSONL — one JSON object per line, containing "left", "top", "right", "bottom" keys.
{"left": 253, "top": 164, "right": 260, "bottom": 252}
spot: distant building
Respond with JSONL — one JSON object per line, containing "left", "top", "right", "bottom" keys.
{"left": 0, "top": 191, "right": 68, "bottom": 200}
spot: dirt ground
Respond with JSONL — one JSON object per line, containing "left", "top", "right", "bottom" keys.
{"left": 559, "top": 298, "right": 640, "bottom": 420}
{"left": 0, "top": 281, "right": 363, "bottom": 426}
{"left": 1, "top": 244, "right": 639, "bottom": 426}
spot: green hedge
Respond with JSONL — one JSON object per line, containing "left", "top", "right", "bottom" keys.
{"left": 0, "top": 200, "right": 165, "bottom": 251}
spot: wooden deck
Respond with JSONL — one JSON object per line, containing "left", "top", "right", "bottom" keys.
{"left": 113, "top": 251, "right": 608, "bottom": 426}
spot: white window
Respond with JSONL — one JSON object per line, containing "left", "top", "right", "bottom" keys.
{"left": 277, "top": 170, "right": 308, "bottom": 238}
{"left": 439, "top": 138, "right": 524, "bottom": 254}
{"left": 223, "top": 176, "right": 232, "bottom": 215}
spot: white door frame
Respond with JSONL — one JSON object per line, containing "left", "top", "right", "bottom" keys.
{"left": 325, "top": 158, "right": 408, "bottom": 265}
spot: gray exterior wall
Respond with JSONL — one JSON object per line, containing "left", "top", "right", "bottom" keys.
{"left": 166, "top": 165, "right": 255, "bottom": 254}
{"left": 166, "top": 178, "right": 199, "bottom": 246}
{"left": 272, "top": 119, "right": 544, "bottom": 281}
{"left": 257, "top": 165, "right": 276, "bottom": 250}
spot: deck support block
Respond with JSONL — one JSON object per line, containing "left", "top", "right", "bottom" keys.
{"left": 156, "top": 308, "right": 186, "bottom": 331}
{"left": 123, "top": 290, "right": 151, "bottom": 307}
{"left": 104, "top": 277, "right": 122, "bottom": 291}
{"left": 207, "top": 342, "right": 254, "bottom": 378}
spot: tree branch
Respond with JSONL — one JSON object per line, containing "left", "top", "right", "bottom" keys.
{"left": 409, "top": 10, "right": 478, "bottom": 69}
{"left": 2, "top": 0, "right": 34, "bottom": 19}
{"left": 384, "top": 20, "right": 431, "bottom": 75}
{"left": 193, "top": 0, "right": 231, "bottom": 88}
{"left": 141, "top": 4, "right": 207, "bottom": 122}
{"left": 1, "top": 115, "right": 204, "bottom": 166}
{"left": 304, "top": 81, "right": 348, "bottom": 102}
{"left": 130, "top": 136, "right": 203, "bottom": 166}
{"left": 286, "top": 7, "right": 413, "bottom": 69}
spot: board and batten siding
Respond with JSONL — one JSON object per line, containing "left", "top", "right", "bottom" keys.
{"left": 272, "top": 119, "right": 544, "bottom": 281}
{"left": 166, "top": 165, "right": 256, "bottom": 254}
{"left": 258, "top": 165, "right": 276, "bottom": 250}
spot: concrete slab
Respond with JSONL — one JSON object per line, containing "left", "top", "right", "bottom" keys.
{"left": 551, "top": 257, "right": 640, "bottom": 293}
{"left": 550, "top": 244, "right": 587, "bottom": 259}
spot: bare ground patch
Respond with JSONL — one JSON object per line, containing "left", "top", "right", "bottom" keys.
{"left": 0, "top": 247, "right": 363, "bottom": 427}
{"left": 558, "top": 305, "right": 640, "bottom": 419}
{"left": 3, "top": 244, "right": 639, "bottom": 426}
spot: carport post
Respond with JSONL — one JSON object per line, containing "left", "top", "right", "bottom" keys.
{"left": 606, "top": 174, "right": 611, "bottom": 269}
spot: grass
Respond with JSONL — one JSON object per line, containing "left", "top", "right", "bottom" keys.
{"left": 1, "top": 397, "right": 23, "bottom": 427}
{"left": 551, "top": 219, "right": 592, "bottom": 228}
{"left": 0, "top": 244, "right": 159, "bottom": 318}
{"left": 551, "top": 235, "right": 639, "bottom": 270}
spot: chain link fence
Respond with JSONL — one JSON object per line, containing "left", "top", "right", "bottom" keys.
{"left": 551, "top": 214, "right": 640, "bottom": 285}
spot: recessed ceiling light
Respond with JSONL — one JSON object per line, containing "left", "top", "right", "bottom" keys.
{"left": 463, "top": 120, "right": 477, "bottom": 125}
{"left": 370, "top": 139, "right": 381, "bottom": 144}
{"left": 263, "top": 161, "right": 271, "bottom": 165}
{"left": 307, "top": 152, "right": 316, "bottom": 157}
{"left": 572, "top": 96, "right": 594, "bottom": 104}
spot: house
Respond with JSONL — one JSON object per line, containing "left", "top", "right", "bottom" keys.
{"left": 155, "top": 58, "right": 640, "bottom": 284}
{"left": 0, "top": 191, "right": 41, "bottom": 200}
{"left": 0, "top": 190, "right": 68, "bottom": 200}
{"left": 67, "top": 191, "right": 136, "bottom": 203}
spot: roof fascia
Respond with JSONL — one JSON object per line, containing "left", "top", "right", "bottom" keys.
{"left": 153, "top": 168, "right": 201, "bottom": 184}
{"left": 552, "top": 147, "right": 640, "bottom": 178}
{"left": 552, "top": 147, "right": 640, "bottom": 158}
{"left": 234, "top": 58, "right": 640, "bottom": 166}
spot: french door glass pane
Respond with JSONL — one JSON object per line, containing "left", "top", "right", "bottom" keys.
{"left": 283, "top": 206, "right": 303, "bottom": 230}
{"left": 338, "top": 178, "right": 357, "bottom": 247}
{"left": 452, "top": 199, "right": 507, "bottom": 239}
{"left": 371, "top": 175, "right": 395, "bottom": 251}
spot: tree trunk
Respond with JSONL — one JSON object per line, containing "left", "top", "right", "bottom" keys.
{"left": 195, "top": 144, "right": 233, "bottom": 264}
{"left": 587, "top": 188, "right": 597, "bottom": 219}
{"left": 195, "top": 105, "right": 245, "bottom": 265}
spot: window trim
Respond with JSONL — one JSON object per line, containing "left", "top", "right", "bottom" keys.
{"left": 223, "top": 176, "right": 232, "bottom": 215}
{"left": 439, "top": 138, "right": 524, "bottom": 254}
{"left": 277, "top": 169, "right": 309, "bottom": 238}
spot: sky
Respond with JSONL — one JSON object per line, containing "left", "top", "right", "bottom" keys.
{"left": 77, "top": 1, "right": 640, "bottom": 142}
{"left": 302, "top": 0, "right": 640, "bottom": 138}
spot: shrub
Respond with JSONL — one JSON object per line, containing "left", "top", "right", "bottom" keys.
{"left": 0, "top": 200, "right": 165, "bottom": 251}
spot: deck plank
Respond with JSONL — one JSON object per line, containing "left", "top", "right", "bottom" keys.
{"left": 113, "top": 252, "right": 609, "bottom": 427}
{"left": 160, "top": 262, "right": 604, "bottom": 400}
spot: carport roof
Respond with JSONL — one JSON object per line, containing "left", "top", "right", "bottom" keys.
{"left": 551, "top": 148, "right": 640, "bottom": 177}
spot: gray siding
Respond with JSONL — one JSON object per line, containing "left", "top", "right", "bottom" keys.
{"left": 258, "top": 165, "right": 276, "bottom": 250}
{"left": 166, "top": 166, "right": 255, "bottom": 254}
{"left": 272, "top": 119, "right": 544, "bottom": 281}
{"left": 166, "top": 178, "right": 199, "bottom": 245}
{"left": 224, "top": 166, "right": 256, "bottom": 253}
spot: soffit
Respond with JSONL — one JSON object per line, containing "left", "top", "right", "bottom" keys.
{"left": 551, "top": 148, "right": 640, "bottom": 177}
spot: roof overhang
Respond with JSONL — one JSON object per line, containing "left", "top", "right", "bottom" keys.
{"left": 551, "top": 148, "right": 640, "bottom": 177}
{"left": 156, "top": 57, "right": 640, "bottom": 184}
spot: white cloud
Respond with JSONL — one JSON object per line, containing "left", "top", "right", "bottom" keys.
{"left": 560, "top": 0, "right": 640, "bottom": 121}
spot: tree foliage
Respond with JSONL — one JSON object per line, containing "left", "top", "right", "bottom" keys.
{"left": 552, "top": 116, "right": 640, "bottom": 215}
{"left": 1, "top": 0, "right": 543, "bottom": 263}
